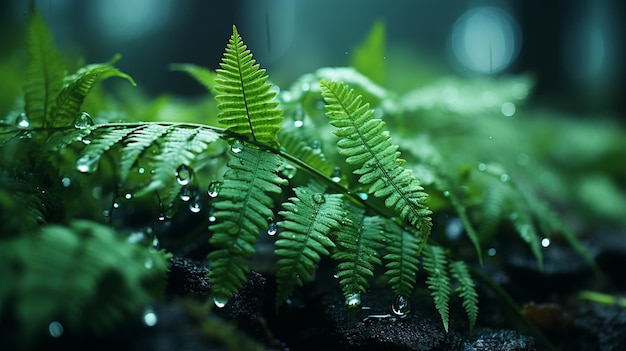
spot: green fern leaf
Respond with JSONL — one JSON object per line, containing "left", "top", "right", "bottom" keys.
{"left": 275, "top": 186, "right": 343, "bottom": 308}
{"left": 332, "top": 206, "right": 385, "bottom": 306}
{"left": 208, "top": 145, "right": 287, "bottom": 306}
{"left": 23, "top": 12, "right": 66, "bottom": 128}
{"left": 423, "top": 244, "right": 451, "bottom": 332}
{"left": 450, "top": 260, "right": 479, "bottom": 332}
{"left": 118, "top": 124, "right": 173, "bottom": 182}
{"left": 383, "top": 223, "right": 422, "bottom": 298}
{"left": 215, "top": 25, "right": 282, "bottom": 146}
{"left": 320, "top": 80, "right": 432, "bottom": 235}
{"left": 170, "top": 63, "right": 218, "bottom": 95}
{"left": 510, "top": 204, "right": 543, "bottom": 270}
{"left": 75, "top": 125, "right": 140, "bottom": 174}
{"left": 50, "top": 55, "right": 136, "bottom": 128}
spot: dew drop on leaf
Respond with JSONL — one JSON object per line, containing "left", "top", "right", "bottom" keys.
{"left": 213, "top": 296, "right": 227, "bottom": 308}
{"left": 152, "top": 236, "right": 160, "bottom": 250}
{"left": 346, "top": 293, "right": 361, "bottom": 307}
{"left": 391, "top": 295, "right": 410, "bottom": 316}
{"left": 142, "top": 307, "right": 158, "bottom": 327}
{"left": 73, "top": 111, "right": 94, "bottom": 129}
{"left": 312, "top": 193, "right": 325, "bottom": 204}
{"left": 207, "top": 181, "right": 221, "bottom": 198}
{"left": 189, "top": 193, "right": 202, "bottom": 213}
{"left": 15, "top": 112, "right": 30, "bottom": 129}
{"left": 176, "top": 165, "right": 192, "bottom": 185}
{"left": 61, "top": 177, "right": 71, "bottom": 188}
{"left": 311, "top": 140, "right": 321, "bottom": 154}
{"left": 267, "top": 217, "right": 277, "bottom": 236}
{"left": 180, "top": 185, "right": 194, "bottom": 202}
{"left": 75, "top": 154, "right": 100, "bottom": 173}
{"left": 357, "top": 192, "right": 368, "bottom": 200}
{"left": 231, "top": 140, "right": 244, "bottom": 153}
{"left": 331, "top": 166, "right": 342, "bottom": 182}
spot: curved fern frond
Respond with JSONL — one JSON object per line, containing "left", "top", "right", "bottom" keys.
{"left": 118, "top": 123, "right": 173, "bottom": 182}
{"left": 275, "top": 186, "right": 343, "bottom": 308}
{"left": 215, "top": 25, "right": 282, "bottom": 147}
{"left": 23, "top": 12, "right": 66, "bottom": 128}
{"left": 50, "top": 55, "right": 136, "bottom": 128}
{"left": 332, "top": 204, "right": 385, "bottom": 306}
{"left": 208, "top": 145, "right": 287, "bottom": 306}
{"left": 320, "top": 80, "right": 432, "bottom": 236}
{"left": 383, "top": 223, "right": 422, "bottom": 298}
{"left": 450, "top": 260, "right": 479, "bottom": 333}
{"left": 423, "top": 244, "right": 451, "bottom": 332}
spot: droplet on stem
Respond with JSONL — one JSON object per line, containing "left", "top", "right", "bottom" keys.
{"left": 189, "top": 193, "right": 202, "bottom": 213}
{"left": 176, "top": 165, "right": 193, "bottom": 185}
{"left": 330, "top": 166, "right": 342, "bottom": 182}
{"left": 15, "top": 113, "right": 30, "bottom": 129}
{"left": 267, "top": 217, "right": 277, "bottom": 236}
{"left": 207, "top": 181, "right": 221, "bottom": 198}
{"left": 75, "top": 154, "right": 100, "bottom": 173}
{"left": 73, "top": 111, "right": 94, "bottom": 129}
{"left": 231, "top": 140, "right": 244, "bottom": 153}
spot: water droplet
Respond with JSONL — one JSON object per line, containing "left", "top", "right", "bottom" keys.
{"left": 75, "top": 154, "right": 100, "bottom": 173}
{"left": 301, "top": 82, "right": 311, "bottom": 92}
{"left": 391, "top": 295, "right": 410, "bottom": 316}
{"left": 176, "top": 165, "right": 193, "bottom": 185}
{"left": 516, "top": 153, "right": 529, "bottom": 166}
{"left": 331, "top": 166, "right": 342, "bottom": 182}
{"left": 501, "top": 101, "right": 516, "bottom": 117}
{"left": 152, "top": 236, "right": 160, "bottom": 250}
{"left": 231, "top": 140, "right": 244, "bottom": 153}
{"left": 267, "top": 217, "right": 277, "bottom": 236}
{"left": 73, "top": 111, "right": 94, "bottom": 129}
{"left": 346, "top": 293, "right": 361, "bottom": 307}
{"left": 207, "top": 181, "right": 221, "bottom": 198}
{"left": 180, "top": 185, "right": 196, "bottom": 202}
{"left": 15, "top": 113, "right": 30, "bottom": 129}
{"left": 500, "top": 174, "right": 510, "bottom": 182}
{"left": 113, "top": 202, "right": 120, "bottom": 209}
{"left": 294, "top": 120, "right": 304, "bottom": 128}
{"left": 124, "top": 193, "right": 133, "bottom": 200}
{"left": 142, "top": 307, "right": 158, "bottom": 327}
{"left": 189, "top": 194, "right": 202, "bottom": 213}
{"left": 541, "top": 237, "right": 551, "bottom": 248}
{"left": 138, "top": 167, "right": 146, "bottom": 174}
{"left": 487, "top": 247, "right": 497, "bottom": 256}
{"left": 333, "top": 272, "right": 340, "bottom": 279}
{"left": 312, "top": 193, "right": 325, "bottom": 204}
{"left": 357, "top": 192, "right": 368, "bottom": 200}
{"left": 443, "top": 190, "right": 450, "bottom": 197}
{"left": 477, "top": 163, "right": 487, "bottom": 171}
{"left": 213, "top": 296, "right": 228, "bottom": 308}
{"left": 157, "top": 203, "right": 167, "bottom": 221}
{"left": 48, "top": 321, "right": 64, "bottom": 338}
{"left": 61, "top": 177, "right": 71, "bottom": 188}
{"left": 144, "top": 257, "right": 153, "bottom": 269}
{"left": 445, "top": 217, "right": 463, "bottom": 240}
{"left": 311, "top": 140, "right": 322, "bottom": 154}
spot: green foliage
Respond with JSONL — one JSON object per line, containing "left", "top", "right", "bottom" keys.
{"left": 2, "top": 12, "right": 621, "bottom": 346}
{"left": 0, "top": 220, "right": 169, "bottom": 348}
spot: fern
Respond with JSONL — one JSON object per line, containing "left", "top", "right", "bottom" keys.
{"left": 275, "top": 186, "right": 343, "bottom": 307}
{"left": 320, "top": 80, "right": 432, "bottom": 236}
{"left": 23, "top": 12, "right": 66, "bottom": 128}
{"left": 423, "top": 244, "right": 451, "bottom": 332}
{"left": 208, "top": 145, "right": 287, "bottom": 306}
{"left": 383, "top": 224, "right": 423, "bottom": 298}
{"left": 215, "top": 25, "right": 282, "bottom": 147}
{"left": 170, "top": 63, "right": 218, "bottom": 95}
{"left": 449, "top": 260, "right": 479, "bottom": 333}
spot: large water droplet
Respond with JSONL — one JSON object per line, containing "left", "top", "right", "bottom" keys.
{"left": 391, "top": 295, "right": 410, "bottom": 316}
{"left": 73, "top": 111, "right": 94, "bottom": 129}
{"left": 231, "top": 140, "right": 244, "bottom": 153}
{"left": 346, "top": 293, "right": 361, "bottom": 307}
{"left": 213, "top": 296, "right": 228, "bottom": 308}
{"left": 312, "top": 193, "right": 325, "bottom": 204}
{"left": 189, "top": 193, "right": 202, "bottom": 213}
{"left": 176, "top": 165, "right": 192, "bottom": 185}
{"left": 267, "top": 217, "right": 277, "bottom": 236}
{"left": 541, "top": 237, "right": 551, "bottom": 248}
{"left": 15, "top": 113, "right": 30, "bottom": 129}
{"left": 207, "top": 181, "right": 221, "bottom": 198}
{"left": 142, "top": 307, "right": 158, "bottom": 327}
{"left": 76, "top": 154, "right": 100, "bottom": 173}
{"left": 48, "top": 321, "right": 64, "bottom": 338}
{"left": 330, "top": 166, "right": 342, "bottom": 182}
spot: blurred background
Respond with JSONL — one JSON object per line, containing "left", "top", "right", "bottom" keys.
{"left": 0, "top": 0, "right": 624, "bottom": 118}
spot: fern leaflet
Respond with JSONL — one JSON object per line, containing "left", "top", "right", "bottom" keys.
{"left": 275, "top": 186, "right": 343, "bottom": 308}
{"left": 383, "top": 223, "right": 422, "bottom": 298}
{"left": 170, "top": 63, "right": 218, "bottom": 96}
{"left": 215, "top": 25, "right": 282, "bottom": 147}
{"left": 23, "top": 12, "right": 66, "bottom": 128}
{"left": 208, "top": 145, "right": 287, "bottom": 306}
{"left": 320, "top": 80, "right": 432, "bottom": 236}
{"left": 450, "top": 260, "right": 479, "bottom": 333}
{"left": 423, "top": 244, "right": 451, "bottom": 332}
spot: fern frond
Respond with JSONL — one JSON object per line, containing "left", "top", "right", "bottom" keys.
{"left": 450, "top": 260, "right": 479, "bottom": 333}
{"left": 23, "top": 12, "right": 66, "bottom": 128}
{"left": 75, "top": 125, "right": 141, "bottom": 174}
{"left": 208, "top": 145, "right": 287, "bottom": 306}
{"left": 383, "top": 223, "right": 422, "bottom": 298}
{"left": 332, "top": 205, "right": 385, "bottom": 306}
{"left": 170, "top": 63, "right": 218, "bottom": 95}
{"left": 509, "top": 201, "right": 543, "bottom": 270}
{"left": 275, "top": 186, "right": 343, "bottom": 308}
{"left": 215, "top": 25, "right": 282, "bottom": 147}
{"left": 423, "top": 244, "right": 451, "bottom": 332}
{"left": 118, "top": 124, "right": 173, "bottom": 182}
{"left": 320, "top": 80, "right": 432, "bottom": 235}
{"left": 277, "top": 129, "right": 333, "bottom": 178}
{"left": 50, "top": 55, "right": 136, "bottom": 128}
